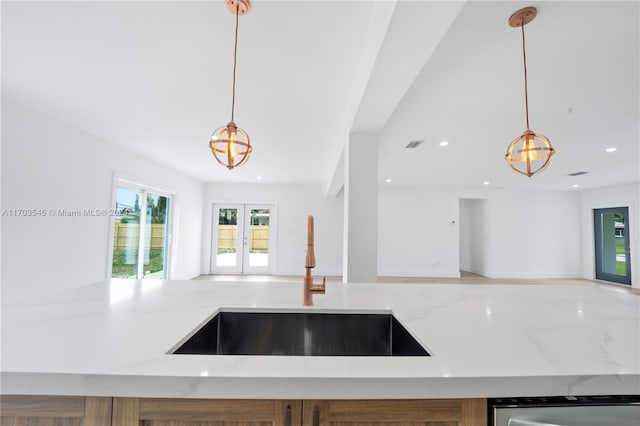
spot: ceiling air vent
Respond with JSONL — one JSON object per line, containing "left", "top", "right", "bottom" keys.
{"left": 406, "top": 140, "right": 424, "bottom": 149}
{"left": 567, "top": 171, "right": 589, "bottom": 176}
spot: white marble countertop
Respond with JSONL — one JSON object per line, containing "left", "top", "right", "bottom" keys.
{"left": 1, "top": 279, "right": 639, "bottom": 399}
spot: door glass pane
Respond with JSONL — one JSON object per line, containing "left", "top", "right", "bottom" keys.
{"left": 599, "top": 211, "right": 626, "bottom": 276}
{"left": 112, "top": 188, "right": 140, "bottom": 278}
{"left": 143, "top": 193, "right": 170, "bottom": 279}
{"left": 217, "top": 208, "right": 238, "bottom": 266}
{"left": 248, "top": 208, "right": 270, "bottom": 267}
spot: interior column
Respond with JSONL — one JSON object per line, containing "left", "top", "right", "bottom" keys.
{"left": 343, "top": 132, "right": 378, "bottom": 283}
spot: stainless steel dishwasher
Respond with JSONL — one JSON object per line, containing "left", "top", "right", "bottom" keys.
{"left": 488, "top": 395, "right": 640, "bottom": 426}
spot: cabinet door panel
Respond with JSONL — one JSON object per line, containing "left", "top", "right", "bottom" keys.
{"left": 0, "top": 396, "right": 111, "bottom": 426}
{"left": 0, "top": 418, "right": 82, "bottom": 426}
{"left": 140, "top": 422, "right": 274, "bottom": 426}
{"left": 302, "top": 399, "right": 486, "bottom": 426}
{"left": 113, "top": 398, "right": 301, "bottom": 426}
{"left": 140, "top": 399, "right": 275, "bottom": 422}
{"left": 325, "top": 423, "right": 455, "bottom": 426}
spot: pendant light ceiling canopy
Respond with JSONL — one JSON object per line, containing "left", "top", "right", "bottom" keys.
{"left": 505, "top": 6, "right": 555, "bottom": 178}
{"left": 209, "top": 0, "right": 252, "bottom": 170}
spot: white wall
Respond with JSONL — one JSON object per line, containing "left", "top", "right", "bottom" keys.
{"left": 202, "top": 183, "right": 343, "bottom": 276}
{"left": 580, "top": 182, "right": 639, "bottom": 289}
{"left": 378, "top": 187, "right": 461, "bottom": 278}
{"left": 483, "top": 190, "right": 582, "bottom": 278}
{"left": 343, "top": 133, "right": 378, "bottom": 282}
{"left": 379, "top": 187, "right": 582, "bottom": 279}
{"left": 1, "top": 99, "right": 204, "bottom": 300}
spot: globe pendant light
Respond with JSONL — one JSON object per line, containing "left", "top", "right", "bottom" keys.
{"left": 505, "top": 7, "right": 555, "bottom": 177}
{"left": 209, "top": 0, "right": 252, "bottom": 170}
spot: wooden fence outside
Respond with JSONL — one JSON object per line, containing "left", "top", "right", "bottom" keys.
{"left": 113, "top": 224, "right": 269, "bottom": 252}
{"left": 113, "top": 223, "right": 166, "bottom": 250}
{"left": 218, "top": 225, "right": 269, "bottom": 251}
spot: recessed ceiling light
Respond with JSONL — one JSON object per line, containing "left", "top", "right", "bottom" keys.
{"left": 483, "top": 181, "right": 490, "bottom": 185}
{"left": 385, "top": 178, "right": 392, "bottom": 183}
{"left": 572, "top": 184, "right": 579, "bottom": 188}
{"left": 605, "top": 147, "right": 617, "bottom": 153}
{"left": 439, "top": 141, "right": 449, "bottom": 147}
{"left": 256, "top": 176, "right": 262, "bottom": 180}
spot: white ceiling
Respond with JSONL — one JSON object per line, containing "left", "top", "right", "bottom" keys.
{"left": 378, "top": 0, "right": 640, "bottom": 191}
{"left": 2, "top": 1, "right": 638, "bottom": 191}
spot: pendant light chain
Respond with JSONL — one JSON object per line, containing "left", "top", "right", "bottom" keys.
{"left": 230, "top": 5, "right": 239, "bottom": 122}
{"left": 521, "top": 21, "right": 530, "bottom": 130}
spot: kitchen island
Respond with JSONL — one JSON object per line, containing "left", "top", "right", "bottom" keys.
{"left": 1, "top": 279, "right": 638, "bottom": 424}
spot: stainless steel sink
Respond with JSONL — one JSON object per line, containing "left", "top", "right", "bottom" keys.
{"left": 171, "top": 310, "right": 429, "bottom": 356}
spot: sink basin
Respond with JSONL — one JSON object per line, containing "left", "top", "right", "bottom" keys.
{"left": 172, "top": 310, "right": 429, "bottom": 356}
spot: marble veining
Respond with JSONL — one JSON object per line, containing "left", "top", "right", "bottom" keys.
{"left": 1, "top": 279, "right": 638, "bottom": 399}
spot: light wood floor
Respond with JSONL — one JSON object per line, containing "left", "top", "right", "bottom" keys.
{"left": 193, "top": 271, "right": 593, "bottom": 286}
{"left": 192, "top": 273, "right": 639, "bottom": 293}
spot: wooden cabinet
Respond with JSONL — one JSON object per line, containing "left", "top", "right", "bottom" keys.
{"left": 112, "top": 398, "right": 302, "bottom": 426}
{"left": 1, "top": 396, "right": 486, "bottom": 426}
{"left": 302, "top": 399, "right": 486, "bottom": 426}
{"left": 0, "top": 395, "right": 111, "bottom": 426}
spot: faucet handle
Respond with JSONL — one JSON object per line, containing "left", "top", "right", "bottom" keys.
{"left": 310, "top": 275, "right": 326, "bottom": 294}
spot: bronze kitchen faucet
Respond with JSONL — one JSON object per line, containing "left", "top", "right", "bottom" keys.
{"left": 303, "top": 215, "right": 325, "bottom": 306}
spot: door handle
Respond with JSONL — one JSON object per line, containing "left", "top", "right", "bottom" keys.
{"left": 283, "top": 404, "right": 291, "bottom": 426}
{"left": 312, "top": 404, "right": 320, "bottom": 426}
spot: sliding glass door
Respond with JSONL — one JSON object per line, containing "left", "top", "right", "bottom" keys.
{"left": 594, "top": 207, "right": 631, "bottom": 285}
{"left": 211, "top": 204, "right": 274, "bottom": 274}
{"left": 111, "top": 185, "right": 171, "bottom": 279}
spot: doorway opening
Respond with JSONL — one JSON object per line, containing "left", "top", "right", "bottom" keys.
{"left": 459, "top": 198, "right": 489, "bottom": 277}
{"left": 594, "top": 207, "right": 631, "bottom": 285}
{"left": 210, "top": 204, "right": 275, "bottom": 274}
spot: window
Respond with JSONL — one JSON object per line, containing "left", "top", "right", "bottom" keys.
{"left": 111, "top": 182, "right": 172, "bottom": 279}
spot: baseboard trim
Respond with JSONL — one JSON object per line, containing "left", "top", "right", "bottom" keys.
{"left": 483, "top": 271, "right": 582, "bottom": 279}
{"left": 461, "top": 266, "right": 487, "bottom": 276}
{"left": 275, "top": 269, "right": 343, "bottom": 277}
{"left": 377, "top": 270, "right": 461, "bottom": 278}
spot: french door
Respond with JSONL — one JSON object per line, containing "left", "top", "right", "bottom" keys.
{"left": 211, "top": 204, "right": 275, "bottom": 274}
{"left": 111, "top": 185, "right": 171, "bottom": 279}
{"left": 594, "top": 207, "right": 632, "bottom": 285}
